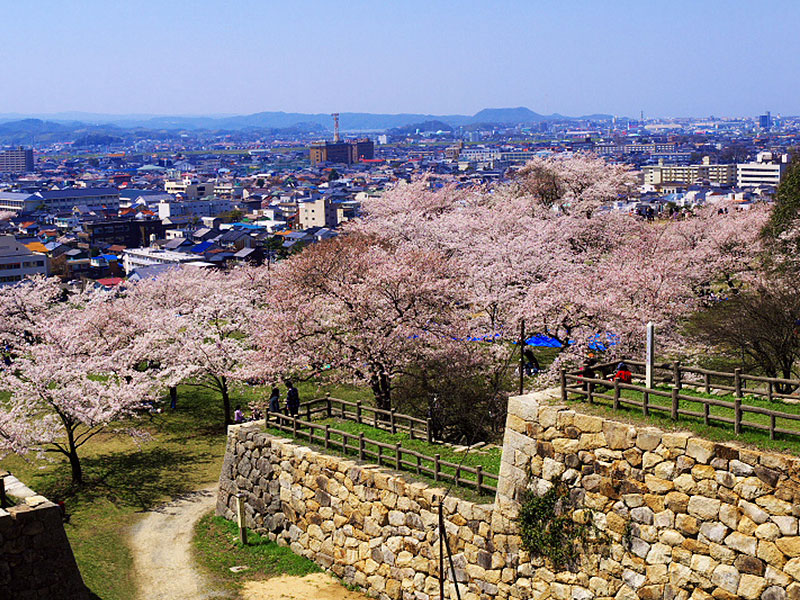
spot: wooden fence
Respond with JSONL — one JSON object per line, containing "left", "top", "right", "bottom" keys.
{"left": 296, "top": 396, "right": 435, "bottom": 442}
{"left": 561, "top": 360, "right": 800, "bottom": 441}
{"left": 264, "top": 411, "right": 497, "bottom": 496}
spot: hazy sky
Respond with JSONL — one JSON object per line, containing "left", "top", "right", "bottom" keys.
{"left": 2, "top": 0, "right": 798, "bottom": 118}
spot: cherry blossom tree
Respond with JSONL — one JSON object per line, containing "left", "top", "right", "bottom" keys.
{"left": 248, "top": 234, "right": 468, "bottom": 411}
{"left": 125, "top": 266, "right": 258, "bottom": 425}
{"left": 0, "top": 284, "right": 157, "bottom": 485}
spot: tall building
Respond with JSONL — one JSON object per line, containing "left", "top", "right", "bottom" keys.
{"left": 0, "top": 147, "right": 34, "bottom": 173}
{"left": 759, "top": 112, "right": 772, "bottom": 131}
{"left": 309, "top": 139, "right": 374, "bottom": 166}
{"left": 0, "top": 235, "right": 48, "bottom": 286}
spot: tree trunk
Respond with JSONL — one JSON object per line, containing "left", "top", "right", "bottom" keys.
{"left": 68, "top": 449, "right": 83, "bottom": 485}
{"left": 169, "top": 386, "right": 178, "bottom": 410}
{"left": 371, "top": 371, "right": 392, "bottom": 412}
{"left": 65, "top": 426, "right": 83, "bottom": 485}
{"left": 220, "top": 376, "right": 232, "bottom": 425}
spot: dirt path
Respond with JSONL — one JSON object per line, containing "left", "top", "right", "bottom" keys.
{"left": 241, "top": 574, "right": 371, "bottom": 600}
{"left": 129, "top": 486, "right": 229, "bottom": 600}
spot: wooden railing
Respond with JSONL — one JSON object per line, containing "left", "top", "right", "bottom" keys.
{"left": 296, "top": 396, "right": 435, "bottom": 442}
{"left": 264, "top": 411, "right": 497, "bottom": 496}
{"left": 560, "top": 362, "right": 800, "bottom": 441}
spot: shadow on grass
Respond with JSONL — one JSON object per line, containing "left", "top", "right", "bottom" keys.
{"left": 39, "top": 446, "right": 220, "bottom": 512}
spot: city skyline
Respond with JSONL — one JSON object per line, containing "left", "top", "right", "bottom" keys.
{"left": 2, "top": 0, "right": 799, "bottom": 119}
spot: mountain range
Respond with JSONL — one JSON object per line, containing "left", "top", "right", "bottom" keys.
{"left": 0, "top": 107, "right": 612, "bottom": 131}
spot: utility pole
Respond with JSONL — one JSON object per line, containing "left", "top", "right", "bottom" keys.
{"left": 646, "top": 322, "right": 655, "bottom": 389}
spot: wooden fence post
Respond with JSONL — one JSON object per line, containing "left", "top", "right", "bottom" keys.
{"left": 409, "top": 417, "right": 415, "bottom": 440}
{"left": 427, "top": 418, "right": 433, "bottom": 443}
{"left": 671, "top": 387, "right": 679, "bottom": 420}
{"left": 560, "top": 368, "right": 567, "bottom": 403}
{"left": 476, "top": 466, "right": 483, "bottom": 493}
{"left": 673, "top": 361, "right": 682, "bottom": 390}
{"left": 395, "top": 443, "right": 402, "bottom": 470}
{"left": 326, "top": 394, "right": 332, "bottom": 418}
{"left": 734, "top": 368, "right": 742, "bottom": 435}
{"left": 306, "top": 403, "right": 311, "bottom": 422}
{"left": 292, "top": 415, "right": 298, "bottom": 438}
{"left": 587, "top": 381, "right": 594, "bottom": 404}
{"left": 768, "top": 381, "right": 774, "bottom": 403}
{"left": 613, "top": 379, "right": 620, "bottom": 410}
{"left": 356, "top": 401, "right": 362, "bottom": 424}
{"left": 236, "top": 493, "right": 247, "bottom": 545}
{"left": 390, "top": 409, "right": 397, "bottom": 434}
{"left": 325, "top": 425, "right": 330, "bottom": 450}
{"left": 643, "top": 390, "right": 649, "bottom": 417}
{"left": 770, "top": 415, "right": 776, "bottom": 440}
{"left": 359, "top": 433, "right": 365, "bottom": 461}
{"left": 434, "top": 454, "right": 441, "bottom": 482}
{"left": 704, "top": 373, "right": 711, "bottom": 395}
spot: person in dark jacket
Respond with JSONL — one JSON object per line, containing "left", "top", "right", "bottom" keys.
{"left": 268, "top": 385, "right": 281, "bottom": 414}
{"left": 285, "top": 380, "right": 300, "bottom": 417}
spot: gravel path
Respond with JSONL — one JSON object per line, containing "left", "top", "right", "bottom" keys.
{"left": 129, "top": 486, "right": 230, "bottom": 600}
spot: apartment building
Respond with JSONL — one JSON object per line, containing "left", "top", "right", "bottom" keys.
{"left": 0, "top": 235, "right": 48, "bottom": 285}
{"left": 157, "top": 197, "right": 234, "bottom": 219}
{"left": 297, "top": 196, "right": 339, "bottom": 229}
{"left": 642, "top": 157, "right": 737, "bottom": 186}
{"left": 737, "top": 152, "right": 789, "bottom": 187}
{"left": 0, "top": 191, "right": 39, "bottom": 212}
{"left": 0, "top": 147, "right": 34, "bottom": 173}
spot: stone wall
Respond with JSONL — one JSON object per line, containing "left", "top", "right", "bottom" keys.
{"left": 497, "top": 391, "right": 800, "bottom": 600}
{"left": 0, "top": 493, "right": 89, "bottom": 599}
{"left": 218, "top": 390, "right": 800, "bottom": 600}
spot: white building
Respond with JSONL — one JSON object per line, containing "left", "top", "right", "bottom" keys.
{"left": 0, "top": 191, "right": 39, "bottom": 213}
{"left": 737, "top": 152, "right": 789, "bottom": 188}
{"left": 157, "top": 197, "right": 234, "bottom": 220}
{"left": 297, "top": 197, "right": 339, "bottom": 229}
{"left": 122, "top": 247, "right": 200, "bottom": 274}
{"left": 0, "top": 235, "right": 48, "bottom": 285}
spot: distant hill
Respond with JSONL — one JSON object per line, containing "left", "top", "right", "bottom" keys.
{"left": 0, "top": 108, "right": 615, "bottom": 143}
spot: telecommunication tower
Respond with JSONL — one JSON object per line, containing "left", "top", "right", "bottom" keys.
{"left": 331, "top": 113, "right": 340, "bottom": 142}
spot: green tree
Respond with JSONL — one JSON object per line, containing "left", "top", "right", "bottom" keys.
{"left": 762, "top": 150, "right": 800, "bottom": 245}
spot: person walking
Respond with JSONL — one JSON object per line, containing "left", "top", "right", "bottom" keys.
{"left": 523, "top": 348, "right": 540, "bottom": 376}
{"left": 285, "top": 380, "right": 300, "bottom": 418}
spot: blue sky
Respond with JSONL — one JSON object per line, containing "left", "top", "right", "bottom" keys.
{"left": 1, "top": 0, "right": 797, "bottom": 118}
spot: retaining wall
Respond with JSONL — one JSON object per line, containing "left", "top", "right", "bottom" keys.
{"left": 219, "top": 391, "right": 800, "bottom": 600}
{"left": 0, "top": 493, "right": 89, "bottom": 599}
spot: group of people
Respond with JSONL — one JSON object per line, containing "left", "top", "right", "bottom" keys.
{"left": 232, "top": 380, "right": 301, "bottom": 424}
{"left": 578, "top": 358, "right": 633, "bottom": 384}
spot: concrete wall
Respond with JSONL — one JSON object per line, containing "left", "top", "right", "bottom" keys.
{"left": 219, "top": 390, "right": 800, "bottom": 600}
{"left": 0, "top": 494, "right": 89, "bottom": 599}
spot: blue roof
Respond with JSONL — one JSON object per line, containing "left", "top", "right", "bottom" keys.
{"left": 99, "top": 254, "right": 119, "bottom": 261}
{"left": 191, "top": 241, "right": 214, "bottom": 253}
{"left": 232, "top": 222, "right": 264, "bottom": 230}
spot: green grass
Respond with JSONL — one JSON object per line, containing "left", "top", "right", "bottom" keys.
{"left": 266, "top": 417, "right": 501, "bottom": 503}
{"left": 192, "top": 514, "right": 320, "bottom": 593}
{"left": 0, "top": 384, "right": 230, "bottom": 600}
{"left": 566, "top": 381, "right": 800, "bottom": 455}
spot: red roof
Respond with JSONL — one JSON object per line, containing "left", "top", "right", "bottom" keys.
{"left": 97, "top": 277, "right": 124, "bottom": 286}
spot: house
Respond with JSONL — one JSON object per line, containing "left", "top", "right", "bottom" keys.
{"left": 0, "top": 235, "right": 48, "bottom": 285}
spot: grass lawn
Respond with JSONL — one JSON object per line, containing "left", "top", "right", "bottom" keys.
{"left": 0, "top": 384, "right": 231, "bottom": 600}
{"left": 266, "top": 416, "right": 502, "bottom": 503}
{"left": 565, "top": 382, "right": 800, "bottom": 456}
{"left": 192, "top": 514, "right": 320, "bottom": 593}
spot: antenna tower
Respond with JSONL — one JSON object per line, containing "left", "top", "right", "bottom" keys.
{"left": 331, "top": 113, "right": 340, "bottom": 142}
